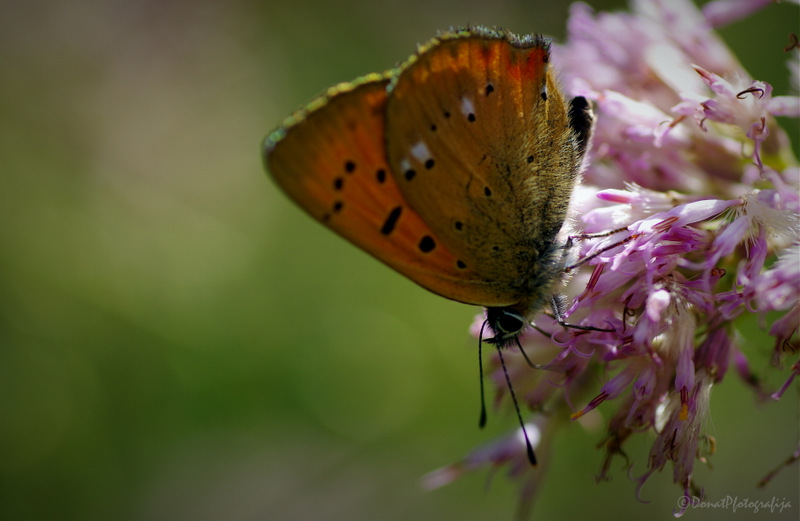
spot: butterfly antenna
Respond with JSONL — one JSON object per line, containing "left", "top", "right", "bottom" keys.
{"left": 478, "top": 320, "right": 488, "bottom": 428}
{"left": 496, "top": 346, "right": 537, "bottom": 466}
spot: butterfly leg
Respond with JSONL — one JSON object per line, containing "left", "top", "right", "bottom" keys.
{"left": 548, "top": 294, "right": 614, "bottom": 332}
{"left": 564, "top": 231, "right": 641, "bottom": 273}
{"left": 568, "top": 225, "right": 631, "bottom": 243}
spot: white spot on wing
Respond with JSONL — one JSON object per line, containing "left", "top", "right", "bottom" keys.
{"left": 400, "top": 158, "right": 411, "bottom": 172}
{"left": 410, "top": 141, "right": 430, "bottom": 163}
{"left": 460, "top": 97, "right": 475, "bottom": 117}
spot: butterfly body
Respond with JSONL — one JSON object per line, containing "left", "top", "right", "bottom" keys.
{"left": 264, "top": 26, "right": 593, "bottom": 345}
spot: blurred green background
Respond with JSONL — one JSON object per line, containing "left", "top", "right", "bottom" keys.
{"left": 1, "top": 0, "right": 797, "bottom": 520}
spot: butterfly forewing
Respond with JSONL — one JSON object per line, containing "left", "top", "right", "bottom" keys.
{"left": 385, "top": 29, "right": 582, "bottom": 303}
{"left": 265, "top": 74, "right": 513, "bottom": 305}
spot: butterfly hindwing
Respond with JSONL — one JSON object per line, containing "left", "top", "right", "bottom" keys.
{"left": 385, "top": 28, "right": 582, "bottom": 302}
{"left": 265, "top": 73, "right": 514, "bottom": 305}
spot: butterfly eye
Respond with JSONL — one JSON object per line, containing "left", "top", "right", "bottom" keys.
{"left": 497, "top": 313, "right": 524, "bottom": 335}
{"left": 491, "top": 309, "right": 525, "bottom": 336}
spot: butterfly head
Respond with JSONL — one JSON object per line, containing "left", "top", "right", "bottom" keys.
{"left": 484, "top": 306, "right": 529, "bottom": 347}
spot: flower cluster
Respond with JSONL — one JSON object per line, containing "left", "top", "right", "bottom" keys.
{"left": 424, "top": 0, "right": 799, "bottom": 517}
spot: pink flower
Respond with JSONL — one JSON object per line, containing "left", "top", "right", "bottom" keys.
{"left": 429, "top": 0, "right": 800, "bottom": 516}
{"left": 702, "top": 0, "right": 777, "bottom": 27}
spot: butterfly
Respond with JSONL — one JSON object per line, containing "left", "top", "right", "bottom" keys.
{"left": 264, "top": 26, "right": 593, "bottom": 348}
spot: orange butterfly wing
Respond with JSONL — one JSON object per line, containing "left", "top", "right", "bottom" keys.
{"left": 264, "top": 74, "right": 511, "bottom": 305}
{"left": 385, "top": 29, "right": 581, "bottom": 307}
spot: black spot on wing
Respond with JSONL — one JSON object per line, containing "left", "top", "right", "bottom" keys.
{"left": 376, "top": 168, "right": 386, "bottom": 183}
{"left": 344, "top": 160, "right": 356, "bottom": 173}
{"left": 381, "top": 206, "right": 402, "bottom": 235}
{"left": 418, "top": 236, "right": 435, "bottom": 253}
{"left": 405, "top": 169, "right": 416, "bottom": 181}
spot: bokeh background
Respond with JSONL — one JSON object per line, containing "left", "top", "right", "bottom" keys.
{"left": 1, "top": 0, "right": 798, "bottom": 520}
